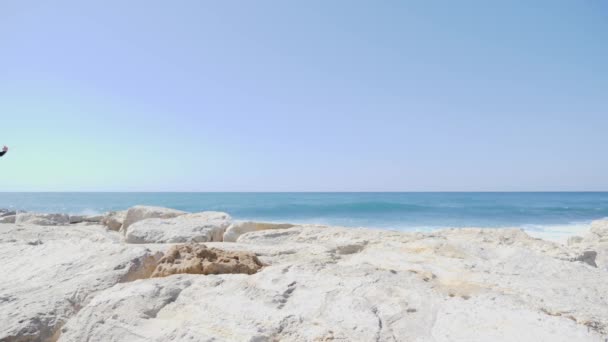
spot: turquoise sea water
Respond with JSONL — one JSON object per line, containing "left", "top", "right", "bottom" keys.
{"left": 1, "top": 193, "right": 607, "bottom": 233}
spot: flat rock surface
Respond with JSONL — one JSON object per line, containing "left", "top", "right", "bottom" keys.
{"left": 126, "top": 212, "right": 231, "bottom": 244}
{"left": 122, "top": 205, "right": 188, "bottom": 231}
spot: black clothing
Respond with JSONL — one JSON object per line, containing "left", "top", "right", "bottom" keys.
{"left": 0, "top": 151, "right": 6, "bottom": 157}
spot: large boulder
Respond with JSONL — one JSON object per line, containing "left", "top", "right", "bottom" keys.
{"left": 125, "top": 212, "right": 231, "bottom": 244}
{"left": 0, "top": 223, "right": 162, "bottom": 342}
{"left": 15, "top": 212, "right": 69, "bottom": 226}
{"left": 122, "top": 206, "right": 187, "bottom": 231}
{"left": 223, "top": 221, "right": 295, "bottom": 242}
{"left": 151, "top": 243, "right": 264, "bottom": 277}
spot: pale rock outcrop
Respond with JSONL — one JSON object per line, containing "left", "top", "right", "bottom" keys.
{"left": 2, "top": 205, "right": 607, "bottom": 342}
{"left": 0, "top": 223, "right": 162, "bottom": 342}
{"left": 15, "top": 212, "right": 70, "bottom": 226}
{"left": 125, "top": 212, "right": 231, "bottom": 244}
{"left": 121, "top": 205, "right": 187, "bottom": 231}
{"left": 151, "top": 243, "right": 264, "bottom": 277}
{"left": 101, "top": 210, "right": 127, "bottom": 231}
{"left": 568, "top": 219, "right": 608, "bottom": 270}
{"left": 60, "top": 225, "right": 608, "bottom": 341}
{"left": 223, "top": 220, "right": 295, "bottom": 242}
{"left": 0, "top": 215, "right": 16, "bottom": 224}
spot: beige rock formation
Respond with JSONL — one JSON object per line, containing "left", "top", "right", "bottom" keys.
{"left": 151, "top": 243, "right": 264, "bottom": 277}
{"left": 101, "top": 210, "right": 127, "bottom": 231}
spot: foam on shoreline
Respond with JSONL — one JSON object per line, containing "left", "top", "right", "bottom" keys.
{"left": 522, "top": 222, "right": 593, "bottom": 244}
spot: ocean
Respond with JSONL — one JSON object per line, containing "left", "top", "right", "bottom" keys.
{"left": 1, "top": 192, "right": 607, "bottom": 241}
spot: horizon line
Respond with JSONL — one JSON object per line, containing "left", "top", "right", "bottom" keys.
{"left": 1, "top": 191, "right": 608, "bottom": 194}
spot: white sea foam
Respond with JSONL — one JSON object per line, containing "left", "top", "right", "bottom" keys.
{"left": 522, "top": 222, "right": 593, "bottom": 244}
{"left": 76, "top": 208, "right": 104, "bottom": 216}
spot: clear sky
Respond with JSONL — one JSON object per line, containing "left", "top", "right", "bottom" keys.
{"left": 0, "top": 0, "right": 606, "bottom": 191}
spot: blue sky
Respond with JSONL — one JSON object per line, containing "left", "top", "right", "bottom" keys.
{"left": 0, "top": 1, "right": 606, "bottom": 191}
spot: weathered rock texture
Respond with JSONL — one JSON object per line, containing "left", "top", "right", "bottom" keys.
{"left": 1, "top": 208, "right": 607, "bottom": 342}
{"left": 0, "top": 224, "right": 161, "bottom": 342}
{"left": 121, "top": 206, "right": 187, "bottom": 231}
{"left": 223, "top": 220, "right": 295, "bottom": 242}
{"left": 126, "top": 212, "right": 231, "bottom": 244}
{"left": 60, "top": 224, "right": 608, "bottom": 342}
{"left": 151, "top": 243, "right": 264, "bottom": 277}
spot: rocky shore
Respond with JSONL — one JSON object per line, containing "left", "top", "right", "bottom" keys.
{"left": 1, "top": 206, "right": 607, "bottom": 341}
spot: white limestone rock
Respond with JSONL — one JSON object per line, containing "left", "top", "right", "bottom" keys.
{"left": 15, "top": 212, "right": 70, "bottom": 226}
{"left": 223, "top": 220, "right": 295, "bottom": 242}
{"left": 0, "top": 223, "right": 162, "bottom": 342}
{"left": 60, "top": 225, "right": 608, "bottom": 341}
{"left": 121, "top": 206, "right": 187, "bottom": 231}
{"left": 125, "top": 212, "right": 231, "bottom": 244}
